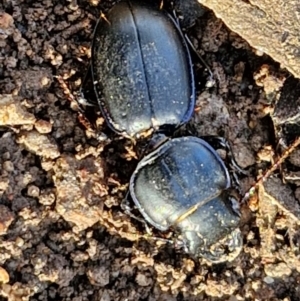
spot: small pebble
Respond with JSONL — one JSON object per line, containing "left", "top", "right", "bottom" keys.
{"left": 263, "top": 276, "right": 274, "bottom": 284}
{"left": 0, "top": 266, "right": 9, "bottom": 284}
{"left": 34, "top": 119, "right": 53, "bottom": 134}
{"left": 27, "top": 185, "right": 40, "bottom": 198}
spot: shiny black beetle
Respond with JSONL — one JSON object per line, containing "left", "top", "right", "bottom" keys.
{"left": 82, "top": 0, "right": 242, "bottom": 262}
{"left": 82, "top": 0, "right": 195, "bottom": 137}
{"left": 129, "top": 136, "right": 242, "bottom": 262}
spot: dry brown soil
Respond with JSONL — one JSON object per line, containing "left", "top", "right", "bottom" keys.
{"left": 0, "top": 0, "right": 300, "bottom": 300}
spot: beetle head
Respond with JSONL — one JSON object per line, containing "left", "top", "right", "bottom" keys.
{"left": 174, "top": 194, "right": 242, "bottom": 263}
{"left": 176, "top": 227, "right": 242, "bottom": 263}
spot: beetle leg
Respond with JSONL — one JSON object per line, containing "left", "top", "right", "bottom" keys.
{"left": 121, "top": 193, "right": 153, "bottom": 236}
{"left": 100, "top": 11, "right": 111, "bottom": 25}
{"left": 170, "top": 7, "right": 214, "bottom": 87}
{"left": 184, "top": 34, "right": 215, "bottom": 88}
{"left": 80, "top": 63, "right": 99, "bottom": 107}
{"left": 200, "top": 136, "right": 248, "bottom": 194}
{"left": 201, "top": 136, "right": 247, "bottom": 174}
{"left": 121, "top": 194, "right": 178, "bottom": 246}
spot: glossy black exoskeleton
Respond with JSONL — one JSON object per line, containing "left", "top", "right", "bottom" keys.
{"left": 82, "top": 0, "right": 195, "bottom": 137}
{"left": 129, "top": 136, "right": 242, "bottom": 262}
{"left": 81, "top": 0, "right": 242, "bottom": 263}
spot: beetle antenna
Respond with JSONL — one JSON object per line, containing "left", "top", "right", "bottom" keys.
{"left": 121, "top": 195, "right": 154, "bottom": 235}
{"left": 184, "top": 34, "right": 215, "bottom": 87}
{"left": 242, "top": 136, "right": 300, "bottom": 202}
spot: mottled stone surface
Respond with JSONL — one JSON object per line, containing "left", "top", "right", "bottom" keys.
{"left": 198, "top": 0, "right": 300, "bottom": 78}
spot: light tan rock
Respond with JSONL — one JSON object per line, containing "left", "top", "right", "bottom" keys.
{"left": 0, "top": 95, "right": 36, "bottom": 126}
{"left": 198, "top": 0, "right": 300, "bottom": 78}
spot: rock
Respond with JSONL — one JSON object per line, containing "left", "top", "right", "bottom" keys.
{"left": 198, "top": 0, "right": 300, "bottom": 79}
{"left": 0, "top": 95, "right": 36, "bottom": 126}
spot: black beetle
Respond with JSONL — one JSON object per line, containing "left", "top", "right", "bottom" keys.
{"left": 129, "top": 136, "right": 242, "bottom": 262}
{"left": 80, "top": 0, "right": 242, "bottom": 262}
{"left": 83, "top": 0, "right": 195, "bottom": 137}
